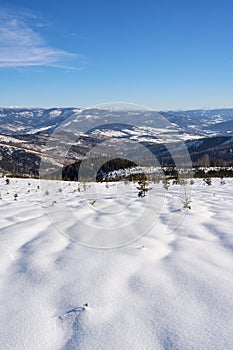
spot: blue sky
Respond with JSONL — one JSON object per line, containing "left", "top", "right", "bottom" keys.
{"left": 1, "top": 0, "right": 233, "bottom": 110}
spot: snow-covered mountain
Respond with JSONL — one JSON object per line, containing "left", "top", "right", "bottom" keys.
{"left": 1, "top": 107, "right": 233, "bottom": 137}
{"left": 0, "top": 107, "right": 78, "bottom": 135}
{"left": 0, "top": 107, "right": 232, "bottom": 176}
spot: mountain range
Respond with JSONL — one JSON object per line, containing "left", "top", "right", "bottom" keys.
{"left": 0, "top": 107, "right": 232, "bottom": 177}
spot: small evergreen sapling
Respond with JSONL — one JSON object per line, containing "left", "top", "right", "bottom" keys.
{"left": 137, "top": 174, "right": 151, "bottom": 197}
{"left": 180, "top": 185, "right": 191, "bottom": 210}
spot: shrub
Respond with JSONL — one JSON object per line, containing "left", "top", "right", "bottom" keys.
{"left": 220, "top": 177, "right": 225, "bottom": 186}
{"left": 203, "top": 178, "right": 212, "bottom": 186}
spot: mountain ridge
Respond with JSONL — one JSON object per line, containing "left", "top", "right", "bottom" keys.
{"left": 0, "top": 107, "right": 232, "bottom": 177}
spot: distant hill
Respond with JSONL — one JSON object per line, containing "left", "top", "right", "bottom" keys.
{"left": 0, "top": 107, "right": 232, "bottom": 177}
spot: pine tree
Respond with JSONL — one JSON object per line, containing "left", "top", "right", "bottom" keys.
{"left": 137, "top": 174, "right": 150, "bottom": 197}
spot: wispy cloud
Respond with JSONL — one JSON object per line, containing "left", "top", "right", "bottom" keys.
{"left": 0, "top": 8, "right": 79, "bottom": 69}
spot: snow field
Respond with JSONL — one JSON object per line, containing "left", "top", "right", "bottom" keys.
{"left": 0, "top": 177, "right": 232, "bottom": 349}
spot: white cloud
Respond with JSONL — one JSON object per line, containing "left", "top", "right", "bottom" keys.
{"left": 0, "top": 9, "right": 79, "bottom": 69}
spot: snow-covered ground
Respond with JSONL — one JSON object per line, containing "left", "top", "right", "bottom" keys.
{"left": 0, "top": 177, "right": 233, "bottom": 349}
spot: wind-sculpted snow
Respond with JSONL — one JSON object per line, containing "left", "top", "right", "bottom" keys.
{"left": 0, "top": 178, "right": 233, "bottom": 349}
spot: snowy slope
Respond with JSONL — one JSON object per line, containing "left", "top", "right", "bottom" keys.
{"left": 0, "top": 177, "right": 233, "bottom": 349}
